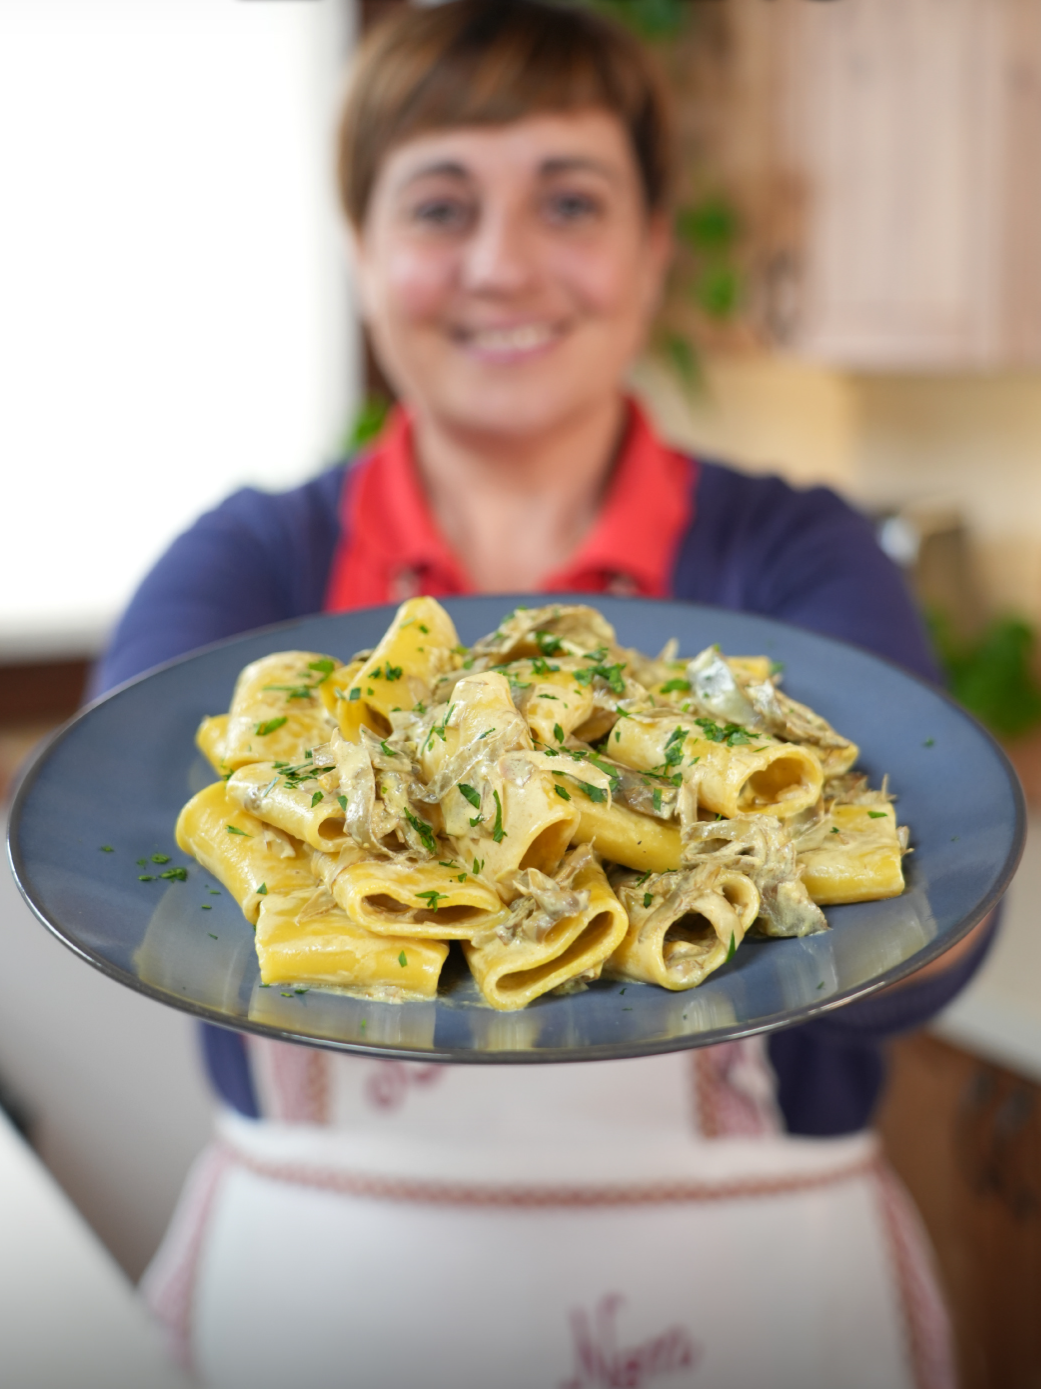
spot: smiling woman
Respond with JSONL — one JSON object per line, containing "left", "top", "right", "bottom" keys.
{"left": 93, "top": 3, "right": 980, "bottom": 1385}
{"left": 339, "top": 2, "right": 673, "bottom": 590}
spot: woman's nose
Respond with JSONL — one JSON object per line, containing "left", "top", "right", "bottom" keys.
{"left": 460, "top": 205, "right": 539, "bottom": 296}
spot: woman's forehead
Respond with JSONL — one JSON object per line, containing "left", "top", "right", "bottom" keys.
{"left": 376, "top": 110, "right": 638, "bottom": 193}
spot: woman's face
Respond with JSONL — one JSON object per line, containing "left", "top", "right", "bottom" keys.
{"left": 354, "top": 109, "right": 670, "bottom": 441}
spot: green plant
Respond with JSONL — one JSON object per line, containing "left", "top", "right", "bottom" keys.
{"left": 929, "top": 611, "right": 1041, "bottom": 741}
{"left": 343, "top": 393, "right": 391, "bottom": 453}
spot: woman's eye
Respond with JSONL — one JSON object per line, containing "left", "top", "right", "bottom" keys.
{"left": 544, "top": 191, "right": 601, "bottom": 225}
{"left": 410, "top": 198, "right": 472, "bottom": 232}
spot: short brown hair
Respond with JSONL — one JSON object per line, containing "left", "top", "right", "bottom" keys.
{"left": 337, "top": 0, "right": 675, "bottom": 228}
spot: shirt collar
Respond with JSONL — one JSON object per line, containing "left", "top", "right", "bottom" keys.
{"left": 338, "top": 399, "right": 694, "bottom": 602}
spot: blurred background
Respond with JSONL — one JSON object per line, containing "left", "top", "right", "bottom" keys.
{"left": 1, "top": 2, "right": 1040, "bottom": 1385}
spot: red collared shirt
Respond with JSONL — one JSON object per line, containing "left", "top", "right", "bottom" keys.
{"left": 324, "top": 403, "right": 696, "bottom": 613}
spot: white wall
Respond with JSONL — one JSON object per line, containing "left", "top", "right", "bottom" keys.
{"left": 0, "top": 0, "right": 360, "bottom": 658}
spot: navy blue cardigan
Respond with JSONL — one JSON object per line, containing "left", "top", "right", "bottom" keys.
{"left": 95, "top": 458, "right": 994, "bottom": 1135}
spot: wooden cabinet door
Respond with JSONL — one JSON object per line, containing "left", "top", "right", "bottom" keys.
{"left": 768, "top": 0, "right": 1041, "bottom": 369}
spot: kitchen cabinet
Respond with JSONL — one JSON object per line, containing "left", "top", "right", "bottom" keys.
{"left": 759, "top": 0, "right": 1041, "bottom": 368}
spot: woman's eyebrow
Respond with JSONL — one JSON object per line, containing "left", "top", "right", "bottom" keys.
{"left": 539, "top": 156, "right": 620, "bottom": 182}
{"left": 396, "top": 160, "right": 471, "bottom": 189}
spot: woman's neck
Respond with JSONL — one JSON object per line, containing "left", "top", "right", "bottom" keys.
{"left": 410, "top": 394, "right": 627, "bottom": 593}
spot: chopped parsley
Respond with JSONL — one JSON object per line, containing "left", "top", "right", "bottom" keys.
{"left": 923, "top": 738, "right": 935, "bottom": 748}
{"left": 694, "top": 717, "right": 755, "bottom": 748}
{"left": 538, "top": 692, "right": 560, "bottom": 701}
{"left": 201, "top": 905, "right": 212, "bottom": 911}
{"left": 634, "top": 871, "right": 652, "bottom": 886}
{"left": 348, "top": 687, "right": 361, "bottom": 701}
{"left": 425, "top": 703, "right": 455, "bottom": 751}
{"left": 100, "top": 845, "right": 114, "bottom": 853}
{"left": 398, "top": 950, "right": 408, "bottom": 967}
{"left": 652, "top": 789, "right": 662, "bottom": 814}
{"left": 257, "top": 883, "right": 268, "bottom": 895}
{"left": 337, "top": 794, "right": 348, "bottom": 813}
{"left": 554, "top": 784, "right": 572, "bottom": 801}
{"left": 643, "top": 891, "right": 653, "bottom": 908}
{"left": 553, "top": 722, "right": 565, "bottom": 744}
{"left": 491, "top": 790, "right": 506, "bottom": 843}
{"left": 375, "top": 662, "right": 403, "bottom": 682}
{"left": 138, "top": 874, "right": 155, "bottom": 882}
{"left": 457, "top": 783, "right": 482, "bottom": 810}
{"left": 309, "top": 658, "right": 336, "bottom": 677}
{"left": 226, "top": 825, "right": 251, "bottom": 837}
{"left": 531, "top": 657, "right": 560, "bottom": 676}
{"left": 415, "top": 890, "right": 446, "bottom": 911}
{"left": 478, "top": 727, "right": 496, "bottom": 740}
{"left": 419, "top": 624, "right": 429, "bottom": 634}
{"left": 867, "top": 810, "right": 888, "bottom": 819}
{"left": 725, "top": 932, "right": 737, "bottom": 962}
{"left": 311, "top": 790, "right": 324, "bottom": 808}
{"left": 576, "top": 780, "right": 607, "bottom": 803}
{"left": 404, "top": 808, "right": 438, "bottom": 854}
{"left": 207, "top": 932, "right": 218, "bottom": 939}
{"left": 831, "top": 827, "right": 840, "bottom": 834}
{"left": 535, "top": 631, "right": 564, "bottom": 658}
{"left": 659, "top": 678, "right": 691, "bottom": 694}
{"left": 472, "top": 857, "right": 484, "bottom": 875}
{"left": 254, "top": 716, "right": 288, "bottom": 736}
{"left": 573, "top": 661, "right": 627, "bottom": 695}
{"left": 136, "top": 857, "right": 148, "bottom": 867}
{"left": 159, "top": 867, "right": 188, "bottom": 881}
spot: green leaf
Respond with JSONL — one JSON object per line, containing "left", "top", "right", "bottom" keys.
{"left": 404, "top": 809, "right": 437, "bottom": 855}
{"left": 344, "top": 392, "right": 391, "bottom": 452}
{"left": 100, "top": 845, "right": 114, "bottom": 853}
{"left": 257, "top": 883, "right": 268, "bottom": 895}
{"left": 725, "top": 932, "right": 737, "bottom": 963}
{"left": 457, "top": 783, "right": 482, "bottom": 810}
{"left": 311, "top": 790, "right": 324, "bottom": 808}
{"left": 659, "top": 679, "right": 691, "bottom": 694}
{"left": 643, "top": 892, "right": 653, "bottom": 908}
{"left": 676, "top": 198, "right": 740, "bottom": 254}
{"left": 398, "top": 950, "right": 408, "bottom": 967}
{"left": 150, "top": 853, "right": 170, "bottom": 864}
{"left": 553, "top": 723, "right": 565, "bottom": 744}
{"left": 492, "top": 790, "right": 506, "bottom": 844}
{"left": 226, "top": 825, "right": 251, "bottom": 837}
{"left": 867, "top": 810, "right": 888, "bottom": 819}
{"left": 337, "top": 794, "right": 348, "bottom": 813}
{"left": 415, "top": 890, "right": 445, "bottom": 912}
{"left": 694, "top": 264, "right": 741, "bottom": 320}
{"left": 159, "top": 867, "right": 188, "bottom": 881}
{"left": 254, "top": 716, "right": 288, "bottom": 736}
{"left": 554, "top": 784, "right": 572, "bottom": 801}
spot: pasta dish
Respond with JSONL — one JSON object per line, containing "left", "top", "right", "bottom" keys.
{"left": 176, "top": 600, "right": 908, "bottom": 1011}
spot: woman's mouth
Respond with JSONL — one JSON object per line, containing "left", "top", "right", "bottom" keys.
{"left": 456, "top": 321, "right": 563, "bottom": 361}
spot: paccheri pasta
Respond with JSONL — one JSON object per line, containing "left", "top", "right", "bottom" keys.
{"left": 176, "top": 599, "right": 909, "bottom": 1011}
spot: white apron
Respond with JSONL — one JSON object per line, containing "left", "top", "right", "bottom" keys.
{"left": 143, "top": 1039, "right": 953, "bottom": 1389}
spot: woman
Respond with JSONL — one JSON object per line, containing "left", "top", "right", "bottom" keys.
{"left": 100, "top": 4, "right": 986, "bottom": 1386}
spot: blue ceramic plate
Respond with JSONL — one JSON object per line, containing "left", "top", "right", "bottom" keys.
{"left": 6, "top": 596, "right": 1025, "bottom": 1063}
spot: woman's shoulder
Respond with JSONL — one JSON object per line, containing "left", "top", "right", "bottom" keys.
{"left": 93, "top": 462, "right": 351, "bottom": 694}
{"left": 678, "top": 455, "right": 938, "bottom": 682}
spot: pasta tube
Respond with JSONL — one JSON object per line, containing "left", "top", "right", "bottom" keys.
{"left": 798, "top": 804, "right": 905, "bottom": 905}
{"left": 571, "top": 796, "right": 681, "bottom": 874}
{"left": 175, "top": 782, "right": 315, "bottom": 922}
{"left": 225, "top": 761, "right": 351, "bottom": 853}
{"left": 608, "top": 865, "right": 760, "bottom": 990}
{"left": 314, "top": 852, "right": 509, "bottom": 939}
{"left": 612, "top": 714, "right": 822, "bottom": 820}
{"left": 330, "top": 597, "right": 461, "bottom": 738}
{"left": 254, "top": 889, "right": 448, "bottom": 999}
{"left": 222, "top": 651, "right": 340, "bottom": 769}
{"left": 195, "top": 714, "right": 229, "bottom": 773}
{"left": 462, "top": 854, "right": 628, "bottom": 1010}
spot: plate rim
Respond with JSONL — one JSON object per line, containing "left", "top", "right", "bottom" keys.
{"left": 5, "top": 594, "right": 1028, "bottom": 1064}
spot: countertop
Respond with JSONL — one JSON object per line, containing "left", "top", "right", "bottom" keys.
{"left": 934, "top": 813, "right": 1041, "bottom": 1082}
{"left": 0, "top": 1106, "right": 191, "bottom": 1389}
